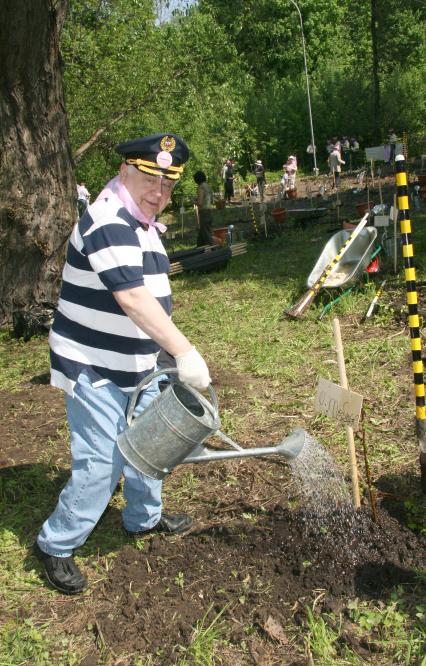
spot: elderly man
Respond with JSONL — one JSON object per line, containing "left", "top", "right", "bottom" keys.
{"left": 35, "top": 133, "right": 211, "bottom": 594}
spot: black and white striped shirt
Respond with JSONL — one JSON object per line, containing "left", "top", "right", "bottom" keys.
{"left": 49, "top": 196, "right": 171, "bottom": 395}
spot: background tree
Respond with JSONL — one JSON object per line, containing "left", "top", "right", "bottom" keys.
{"left": 64, "top": 1, "right": 248, "bottom": 197}
{"left": 0, "top": 0, "right": 75, "bottom": 323}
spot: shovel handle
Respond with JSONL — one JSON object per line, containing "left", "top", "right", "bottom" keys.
{"left": 126, "top": 367, "right": 219, "bottom": 426}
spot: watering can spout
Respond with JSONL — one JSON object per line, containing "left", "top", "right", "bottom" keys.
{"left": 181, "top": 427, "right": 309, "bottom": 465}
{"left": 275, "top": 428, "right": 307, "bottom": 460}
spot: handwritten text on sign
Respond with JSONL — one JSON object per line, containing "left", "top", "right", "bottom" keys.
{"left": 315, "top": 378, "right": 363, "bottom": 429}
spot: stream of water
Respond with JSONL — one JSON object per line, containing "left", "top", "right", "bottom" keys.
{"left": 289, "top": 431, "right": 356, "bottom": 532}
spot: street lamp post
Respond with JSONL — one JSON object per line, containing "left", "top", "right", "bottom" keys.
{"left": 289, "top": 0, "right": 318, "bottom": 174}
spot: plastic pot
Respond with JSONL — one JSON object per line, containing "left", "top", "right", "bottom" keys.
{"left": 212, "top": 227, "right": 228, "bottom": 245}
{"left": 271, "top": 208, "right": 287, "bottom": 224}
{"left": 356, "top": 202, "right": 374, "bottom": 216}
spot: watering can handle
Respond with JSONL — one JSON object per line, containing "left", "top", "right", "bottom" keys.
{"left": 126, "top": 367, "right": 219, "bottom": 427}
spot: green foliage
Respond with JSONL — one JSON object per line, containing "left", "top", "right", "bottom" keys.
{"left": 62, "top": 0, "right": 249, "bottom": 198}
{"left": 61, "top": 0, "right": 426, "bottom": 196}
{"left": 404, "top": 497, "right": 426, "bottom": 536}
{"left": 1, "top": 620, "right": 52, "bottom": 666}
{"left": 347, "top": 590, "right": 426, "bottom": 664}
{"left": 178, "top": 603, "right": 229, "bottom": 665}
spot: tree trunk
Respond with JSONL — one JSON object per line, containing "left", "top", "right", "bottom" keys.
{"left": 370, "top": 0, "right": 381, "bottom": 143}
{"left": 0, "top": 0, "right": 75, "bottom": 324}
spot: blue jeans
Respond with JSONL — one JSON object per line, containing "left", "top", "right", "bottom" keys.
{"left": 37, "top": 370, "right": 164, "bottom": 557}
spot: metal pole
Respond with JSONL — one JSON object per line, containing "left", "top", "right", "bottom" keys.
{"left": 289, "top": 0, "right": 317, "bottom": 174}
{"left": 395, "top": 154, "right": 426, "bottom": 491}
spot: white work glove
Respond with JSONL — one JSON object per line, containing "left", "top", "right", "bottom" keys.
{"left": 174, "top": 346, "right": 211, "bottom": 390}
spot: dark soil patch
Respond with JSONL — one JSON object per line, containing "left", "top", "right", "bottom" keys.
{"left": 92, "top": 504, "right": 425, "bottom": 664}
{"left": 0, "top": 384, "right": 67, "bottom": 468}
{"left": 2, "top": 365, "right": 425, "bottom": 664}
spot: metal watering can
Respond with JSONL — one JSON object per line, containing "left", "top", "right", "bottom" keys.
{"left": 117, "top": 368, "right": 308, "bottom": 480}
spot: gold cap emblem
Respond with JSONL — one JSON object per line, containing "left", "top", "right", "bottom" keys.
{"left": 160, "top": 135, "right": 176, "bottom": 152}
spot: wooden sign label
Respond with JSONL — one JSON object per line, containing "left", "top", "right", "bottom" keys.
{"left": 315, "top": 377, "right": 363, "bottom": 428}
{"left": 374, "top": 215, "right": 390, "bottom": 227}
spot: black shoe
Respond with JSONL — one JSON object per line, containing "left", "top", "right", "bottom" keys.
{"left": 126, "top": 513, "right": 193, "bottom": 537}
{"left": 33, "top": 542, "right": 87, "bottom": 595}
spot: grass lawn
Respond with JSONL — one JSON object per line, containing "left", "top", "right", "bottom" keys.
{"left": 0, "top": 206, "right": 425, "bottom": 665}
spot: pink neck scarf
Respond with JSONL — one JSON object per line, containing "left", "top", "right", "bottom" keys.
{"left": 95, "top": 175, "right": 167, "bottom": 235}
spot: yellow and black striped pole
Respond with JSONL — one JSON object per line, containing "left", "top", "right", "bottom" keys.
{"left": 395, "top": 154, "right": 426, "bottom": 491}
{"left": 249, "top": 201, "right": 259, "bottom": 235}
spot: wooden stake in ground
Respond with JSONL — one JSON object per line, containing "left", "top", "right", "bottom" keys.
{"left": 336, "top": 189, "right": 340, "bottom": 226}
{"left": 367, "top": 173, "right": 370, "bottom": 210}
{"left": 332, "top": 317, "right": 361, "bottom": 508}
{"left": 359, "top": 407, "right": 378, "bottom": 522}
{"left": 365, "top": 279, "right": 387, "bottom": 319}
{"left": 370, "top": 159, "right": 375, "bottom": 188}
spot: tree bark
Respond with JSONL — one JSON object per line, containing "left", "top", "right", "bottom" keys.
{"left": 370, "top": 0, "right": 381, "bottom": 143}
{"left": 0, "top": 0, "right": 75, "bottom": 324}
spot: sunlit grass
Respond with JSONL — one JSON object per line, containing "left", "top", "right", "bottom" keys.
{"left": 0, "top": 331, "right": 49, "bottom": 390}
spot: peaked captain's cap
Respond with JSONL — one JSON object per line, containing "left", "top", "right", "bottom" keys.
{"left": 115, "top": 133, "right": 189, "bottom": 180}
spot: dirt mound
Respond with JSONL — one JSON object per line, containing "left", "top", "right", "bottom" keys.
{"left": 93, "top": 504, "right": 425, "bottom": 663}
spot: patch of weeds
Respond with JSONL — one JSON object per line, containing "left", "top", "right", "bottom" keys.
{"left": 225, "top": 474, "right": 239, "bottom": 487}
{"left": 167, "top": 470, "right": 200, "bottom": 504}
{"left": 305, "top": 607, "right": 348, "bottom": 665}
{"left": 177, "top": 603, "right": 229, "bottom": 666}
{"left": 347, "top": 587, "right": 426, "bottom": 664}
{"left": 404, "top": 497, "right": 426, "bottom": 535}
{"left": 242, "top": 511, "right": 259, "bottom": 523}
{"left": 216, "top": 408, "right": 241, "bottom": 437}
{"left": 0, "top": 618, "right": 80, "bottom": 665}
{"left": 1, "top": 620, "right": 50, "bottom": 665}
{"left": 174, "top": 571, "right": 185, "bottom": 589}
{"left": 134, "top": 656, "right": 155, "bottom": 666}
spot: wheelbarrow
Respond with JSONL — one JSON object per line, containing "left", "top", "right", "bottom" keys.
{"left": 307, "top": 227, "right": 378, "bottom": 319}
{"left": 118, "top": 369, "right": 309, "bottom": 480}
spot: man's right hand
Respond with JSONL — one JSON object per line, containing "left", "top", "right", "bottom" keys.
{"left": 174, "top": 347, "right": 211, "bottom": 390}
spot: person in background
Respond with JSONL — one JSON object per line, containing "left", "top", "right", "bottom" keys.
{"left": 254, "top": 159, "right": 266, "bottom": 202}
{"left": 333, "top": 137, "right": 341, "bottom": 153}
{"left": 193, "top": 170, "right": 213, "bottom": 246}
{"left": 326, "top": 139, "right": 334, "bottom": 155}
{"left": 341, "top": 137, "right": 350, "bottom": 170}
{"left": 280, "top": 167, "right": 289, "bottom": 198}
{"left": 306, "top": 143, "right": 316, "bottom": 172}
{"left": 284, "top": 155, "right": 298, "bottom": 190}
{"left": 77, "top": 181, "right": 90, "bottom": 218}
{"left": 34, "top": 133, "right": 211, "bottom": 595}
{"left": 329, "top": 146, "right": 345, "bottom": 188}
{"left": 223, "top": 159, "right": 234, "bottom": 204}
{"left": 350, "top": 137, "right": 360, "bottom": 169}
{"left": 245, "top": 182, "right": 258, "bottom": 199}
{"left": 412, "top": 184, "right": 421, "bottom": 212}
{"left": 388, "top": 129, "right": 397, "bottom": 163}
